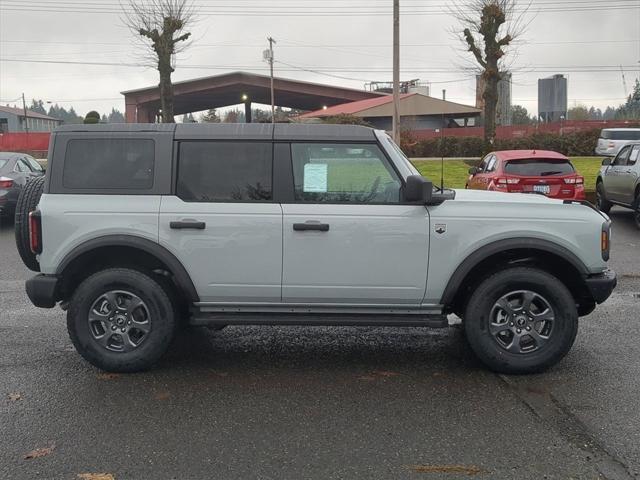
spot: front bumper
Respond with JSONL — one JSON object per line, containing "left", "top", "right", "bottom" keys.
{"left": 26, "top": 274, "right": 59, "bottom": 308}
{"left": 585, "top": 269, "right": 617, "bottom": 304}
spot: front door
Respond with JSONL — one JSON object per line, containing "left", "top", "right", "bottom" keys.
{"left": 618, "top": 145, "right": 640, "bottom": 204}
{"left": 602, "top": 145, "right": 632, "bottom": 203}
{"left": 159, "top": 141, "right": 283, "bottom": 303}
{"left": 281, "top": 142, "right": 430, "bottom": 305}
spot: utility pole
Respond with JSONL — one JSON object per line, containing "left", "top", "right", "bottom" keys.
{"left": 392, "top": 0, "right": 400, "bottom": 143}
{"left": 22, "top": 93, "right": 29, "bottom": 135}
{"left": 267, "top": 37, "right": 276, "bottom": 124}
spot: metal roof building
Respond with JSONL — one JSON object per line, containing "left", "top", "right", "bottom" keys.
{"left": 298, "top": 93, "right": 482, "bottom": 130}
{"left": 121, "top": 71, "right": 384, "bottom": 123}
{"left": 0, "top": 106, "right": 63, "bottom": 133}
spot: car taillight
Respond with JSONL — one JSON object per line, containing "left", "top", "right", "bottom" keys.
{"left": 564, "top": 177, "right": 584, "bottom": 185}
{"left": 0, "top": 176, "right": 13, "bottom": 188}
{"left": 496, "top": 177, "right": 521, "bottom": 185}
{"left": 29, "top": 210, "right": 42, "bottom": 254}
{"left": 601, "top": 223, "right": 610, "bottom": 261}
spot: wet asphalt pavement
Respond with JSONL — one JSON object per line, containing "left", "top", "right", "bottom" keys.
{"left": 1, "top": 209, "right": 639, "bottom": 480}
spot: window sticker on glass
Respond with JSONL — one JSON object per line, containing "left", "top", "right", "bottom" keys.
{"left": 303, "top": 163, "right": 328, "bottom": 193}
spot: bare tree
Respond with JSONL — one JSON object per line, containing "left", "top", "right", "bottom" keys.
{"left": 453, "top": 0, "right": 527, "bottom": 146}
{"left": 122, "top": 0, "right": 194, "bottom": 123}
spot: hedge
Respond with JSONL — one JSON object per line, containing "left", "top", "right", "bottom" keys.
{"left": 401, "top": 129, "right": 602, "bottom": 158}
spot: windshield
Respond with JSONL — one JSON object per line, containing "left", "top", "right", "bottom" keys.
{"left": 384, "top": 134, "right": 421, "bottom": 176}
{"left": 504, "top": 159, "right": 575, "bottom": 176}
{"left": 601, "top": 130, "right": 640, "bottom": 141}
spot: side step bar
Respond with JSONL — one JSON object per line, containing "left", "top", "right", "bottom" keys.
{"left": 190, "top": 312, "right": 449, "bottom": 328}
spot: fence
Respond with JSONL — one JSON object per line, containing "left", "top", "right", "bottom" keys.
{"left": 411, "top": 120, "right": 640, "bottom": 141}
{"left": 0, "top": 133, "right": 51, "bottom": 158}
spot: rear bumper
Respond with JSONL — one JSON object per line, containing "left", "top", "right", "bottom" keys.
{"left": 25, "top": 274, "right": 59, "bottom": 308}
{"left": 585, "top": 269, "right": 617, "bottom": 304}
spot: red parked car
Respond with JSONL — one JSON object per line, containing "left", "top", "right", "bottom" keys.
{"left": 466, "top": 150, "right": 586, "bottom": 200}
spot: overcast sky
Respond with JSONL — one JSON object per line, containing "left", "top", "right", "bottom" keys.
{"left": 1, "top": 0, "right": 639, "bottom": 118}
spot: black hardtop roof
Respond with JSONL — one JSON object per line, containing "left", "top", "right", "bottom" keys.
{"left": 53, "top": 123, "right": 378, "bottom": 142}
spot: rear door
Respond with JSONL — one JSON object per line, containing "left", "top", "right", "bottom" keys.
{"left": 280, "top": 142, "right": 430, "bottom": 305}
{"left": 159, "top": 140, "right": 283, "bottom": 303}
{"left": 468, "top": 154, "right": 494, "bottom": 190}
{"left": 602, "top": 145, "right": 632, "bottom": 203}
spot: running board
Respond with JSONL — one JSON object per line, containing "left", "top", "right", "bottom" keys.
{"left": 190, "top": 312, "right": 449, "bottom": 328}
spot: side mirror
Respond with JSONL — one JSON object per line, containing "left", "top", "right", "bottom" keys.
{"left": 468, "top": 167, "right": 480, "bottom": 175}
{"left": 405, "top": 175, "right": 433, "bottom": 204}
{"left": 602, "top": 158, "right": 612, "bottom": 166}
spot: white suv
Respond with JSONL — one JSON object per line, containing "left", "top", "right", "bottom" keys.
{"left": 596, "top": 128, "right": 640, "bottom": 157}
{"left": 17, "top": 124, "right": 616, "bottom": 374}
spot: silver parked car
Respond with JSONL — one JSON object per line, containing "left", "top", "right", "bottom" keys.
{"left": 596, "top": 143, "right": 640, "bottom": 228}
{"left": 595, "top": 128, "right": 640, "bottom": 157}
{"left": 17, "top": 124, "right": 616, "bottom": 375}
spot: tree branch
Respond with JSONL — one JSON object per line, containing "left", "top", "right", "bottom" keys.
{"left": 463, "top": 28, "right": 487, "bottom": 68}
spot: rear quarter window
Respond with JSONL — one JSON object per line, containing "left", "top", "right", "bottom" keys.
{"left": 602, "top": 130, "right": 640, "bottom": 141}
{"left": 63, "top": 138, "right": 155, "bottom": 190}
{"left": 0, "top": 159, "right": 7, "bottom": 170}
{"left": 504, "top": 159, "right": 575, "bottom": 176}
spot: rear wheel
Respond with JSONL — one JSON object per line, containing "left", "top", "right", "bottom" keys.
{"left": 596, "top": 181, "right": 612, "bottom": 214}
{"left": 67, "top": 268, "right": 176, "bottom": 372}
{"left": 633, "top": 193, "right": 640, "bottom": 230}
{"left": 464, "top": 267, "right": 578, "bottom": 374}
{"left": 14, "top": 176, "right": 45, "bottom": 272}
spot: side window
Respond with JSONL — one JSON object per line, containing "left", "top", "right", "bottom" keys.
{"left": 177, "top": 142, "right": 272, "bottom": 202}
{"left": 25, "top": 156, "right": 43, "bottom": 172}
{"left": 15, "top": 159, "right": 30, "bottom": 173}
{"left": 628, "top": 146, "right": 639, "bottom": 166}
{"left": 63, "top": 138, "right": 155, "bottom": 190}
{"left": 485, "top": 156, "right": 497, "bottom": 172}
{"left": 291, "top": 143, "right": 401, "bottom": 204}
{"left": 613, "top": 146, "right": 631, "bottom": 167}
{"left": 478, "top": 155, "right": 490, "bottom": 172}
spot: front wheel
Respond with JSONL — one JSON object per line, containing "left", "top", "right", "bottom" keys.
{"left": 67, "top": 268, "right": 176, "bottom": 372}
{"left": 464, "top": 267, "right": 578, "bottom": 374}
{"left": 596, "top": 181, "right": 612, "bottom": 214}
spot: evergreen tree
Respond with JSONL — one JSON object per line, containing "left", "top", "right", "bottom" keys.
{"left": 618, "top": 79, "right": 640, "bottom": 120}
{"left": 200, "top": 109, "right": 220, "bottom": 123}
{"left": 29, "top": 99, "right": 47, "bottom": 115}
{"left": 107, "top": 108, "right": 126, "bottom": 123}
{"left": 511, "top": 105, "right": 531, "bottom": 125}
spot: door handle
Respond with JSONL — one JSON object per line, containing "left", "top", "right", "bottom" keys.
{"left": 170, "top": 220, "right": 206, "bottom": 230}
{"left": 293, "top": 222, "right": 330, "bottom": 232}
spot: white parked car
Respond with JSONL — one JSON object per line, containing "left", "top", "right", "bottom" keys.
{"left": 595, "top": 128, "right": 640, "bottom": 157}
{"left": 17, "top": 124, "right": 616, "bottom": 375}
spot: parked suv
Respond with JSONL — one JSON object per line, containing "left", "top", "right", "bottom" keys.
{"left": 18, "top": 124, "right": 616, "bottom": 374}
{"left": 596, "top": 143, "right": 640, "bottom": 228}
{"left": 595, "top": 128, "right": 640, "bottom": 157}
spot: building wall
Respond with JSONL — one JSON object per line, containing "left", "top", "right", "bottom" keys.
{"left": 0, "top": 111, "right": 61, "bottom": 132}
{"left": 363, "top": 115, "right": 478, "bottom": 131}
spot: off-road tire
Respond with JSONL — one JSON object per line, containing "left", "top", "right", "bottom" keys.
{"left": 633, "top": 193, "right": 640, "bottom": 230}
{"left": 14, "top": 176, "right": 45, "bottom": 272}
{"left": 464, "top": 267, "right": 578, "bottom": 375}
{"left": 596, "top": 181, "right": 612, "bottom": 214}
{"left": 67, "top": 268, "right": 176, "bottom": 372}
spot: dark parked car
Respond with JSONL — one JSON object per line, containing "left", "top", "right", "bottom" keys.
{"left": 0, "top": 152, "right": 45, "bottom": 217}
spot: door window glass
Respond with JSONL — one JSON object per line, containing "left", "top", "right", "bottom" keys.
{"left": 15, "top": 159, "right": 30, "bottom": 173}
{"left": 25, "top": 156, "right": 43, "bottom": 172}
{"left": 485, "top": 156, "right": 497, "bottom": 172}
{"left": 291, "top": 143, "right": 401, "bottom": 204}
{"left": 613, "top": 146, "right": 631, "bottom": 166}
{"left": 177, "top": 142, "right": 272, "bottom": 202}
{"left": 628, "top": 146, "right": 639, "bottom": 166}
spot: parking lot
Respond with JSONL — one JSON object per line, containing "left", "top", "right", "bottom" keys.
{"left": 1, "top": 209, "right": 639, "bottom": 480}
